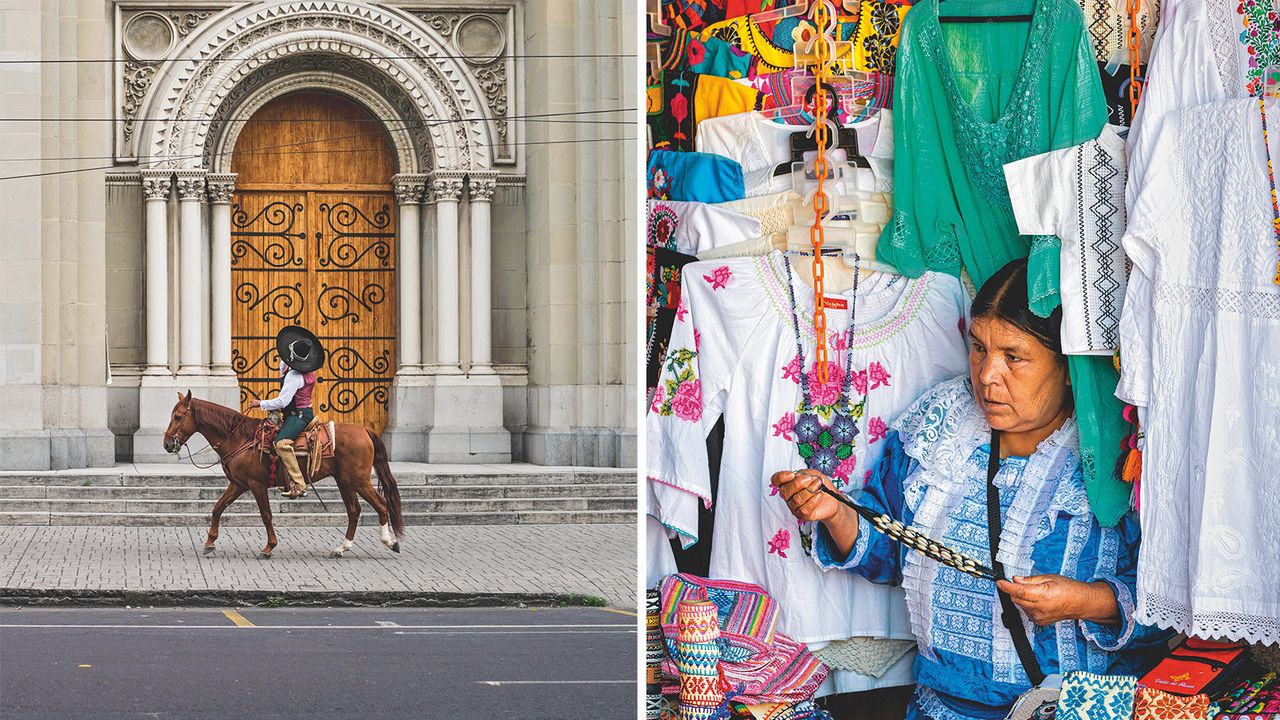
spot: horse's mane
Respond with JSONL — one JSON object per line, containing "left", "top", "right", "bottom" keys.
{"left": 191, "top": 397, "right": 253, "bottom": 438}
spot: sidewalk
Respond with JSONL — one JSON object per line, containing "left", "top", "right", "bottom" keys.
{"left": 0, "top": 523, "right": 637, "bottom": 611}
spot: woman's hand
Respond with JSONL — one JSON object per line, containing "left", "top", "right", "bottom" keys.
{"left": 996, "top": 575, "right": 1121, "bottom": 626}
{"left": 770, "top": 469, "right": 844, "bottom": 523}
{"left": 769, "top": 469, "right": 860, "bottom": 561}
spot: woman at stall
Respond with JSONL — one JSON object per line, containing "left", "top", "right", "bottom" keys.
{"left": 772, "top": 258, "right": 1165, "bottom": 720}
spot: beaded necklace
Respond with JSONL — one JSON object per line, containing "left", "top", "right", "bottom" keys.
{"left": 1260, "top": 96, "right": 1280, "bottom": 285}
{"left": 782, "top": 256, "right": 864, "bottom": 481}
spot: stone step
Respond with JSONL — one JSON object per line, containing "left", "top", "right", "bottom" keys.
{"left": 0, "top": 471, "right": 634, "bottom": 488}
{"left": 0, "top": 510, "right": 634, "bottom": 527}
{"left": 0, "top": 496, "right": 636, "bottom": 515}
{"left": 0, "top": 483, "right": 636, "bottom": 501}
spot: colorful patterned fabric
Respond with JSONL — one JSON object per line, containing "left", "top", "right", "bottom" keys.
{"left": 658, "top": 574, "right": 828, "bottom": 705}
{"left": 1133, "top": 686, "right": 1210, "bottom": 720}
{"left": 677, "top": 599, "right": 726, "bottom": 717}
{"left": 648, "top": 69, "right": 764, "bottom": 152}
{"left": 1055, "top": 672, "right": 1138, "bottom": 720}
{"left": 649, "top": 589, "right": 665, "bottom": 720}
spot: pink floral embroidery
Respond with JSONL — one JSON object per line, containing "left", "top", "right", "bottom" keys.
{"left": 670, "top": 378, "right": 703, "bottom": 422}
{"left": 772, "top": 412, "right": 796, "bottom": 441}
{"left": 781, "top": 355, "right": 802, "bottom": 382}
{"left": 831, "top": 331, "right": 849, "bottom": 353}
{"left": 767, "top": 528, "right": 791, "bottom": 558}
{"left": 868, "top": 416, "right": 888, "bottom": 444}
{"left": 808, "top": 361, "right": 845, "bottom": 407}
{"left": 868, "top": 361, "right": 892, "bottom": 390}
{"left": 769, "top": 484, "right": 780, "bottom": 496}
{"left": 676, "top": 296, "right": 688, "bottom": 322}
{"left": 864, "top": 469, "right": 873, "bottom": 485}
{"left": 851, "top": 368, "right": 868, "bottom": 396}
{"left": 703, "top": 265, "right": 732, "bottom": 290}
{"left": 650, "top": 386, "right": 665, "bottom": 415}
{"left": 833, "top": 456, "right": 858, "bottom": 484}
{"left": 694, "top": 328, "right": 702, "bottom": 350}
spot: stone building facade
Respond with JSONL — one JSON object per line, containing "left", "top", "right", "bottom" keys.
{"left": 0, "top": 0, "right": 636, "bottom": 469}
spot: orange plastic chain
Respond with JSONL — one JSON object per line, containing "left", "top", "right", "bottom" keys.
{"left": 809, "top": 0, "right": 834, "bottom": 383}
{"left": 1127, "top": 0, "right": 1143, "bottom": 113}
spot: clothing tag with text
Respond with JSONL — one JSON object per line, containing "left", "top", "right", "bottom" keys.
{"left": 821, "top": 296, "right": 849, "bottom": 310}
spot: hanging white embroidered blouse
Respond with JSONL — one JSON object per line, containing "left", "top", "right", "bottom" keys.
{"left": 1123, "top": 97, "right": 1280, "bottom": 646}
{"left": 1122, "top": 0, "right": 1274, "bottom": 405}
{"left": 646, "top": 251, "right": 970, "bottom": 648}
{"left": 1004, "top": 125, "right": 1129, "bottom": 355}
{"left": 647, "top": 199, "right": 763, "bottom": 256}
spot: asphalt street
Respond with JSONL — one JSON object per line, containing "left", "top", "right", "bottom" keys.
{"left": 0, "top": 606, "right": 638, "bottom": 719}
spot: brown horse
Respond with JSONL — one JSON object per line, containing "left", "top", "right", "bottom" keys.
{"left": 161, "top": 391, "right": 405, "bottom": 559}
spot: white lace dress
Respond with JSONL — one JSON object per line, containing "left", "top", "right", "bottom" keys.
{"left": 1122, "top": 97, "right": 1280, "bottom": 645}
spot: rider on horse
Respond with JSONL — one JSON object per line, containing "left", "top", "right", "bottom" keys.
{"left": 249, "top": 326, "right": 325, "bottom": 499}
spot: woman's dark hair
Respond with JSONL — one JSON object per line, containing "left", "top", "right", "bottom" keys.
{"left": 970, "top": 258, "right": 1064, "bottom": 356}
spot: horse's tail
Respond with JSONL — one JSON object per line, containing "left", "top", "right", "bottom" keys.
{"left": 367, "top": 429, "right": 405, "bottom": 538}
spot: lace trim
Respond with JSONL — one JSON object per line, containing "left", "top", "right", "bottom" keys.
{"left": 917, "top": 0, "right": 1054, "bottom": 210}
{"left": 1204, "top": 0, "right": 1242, "bottom": 96}
{"left": 914, "top": 685, "right": 977, "bottom": 720}
{"left": 1137, "top": 589, "right": 1280, "bottom": 646}
{"left": 1153, "top": 281, "right": 1280, "bottom": 319}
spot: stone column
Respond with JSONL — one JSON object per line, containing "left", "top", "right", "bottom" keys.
{"left": 393, "top": 174, "right": 426, "bottom": 373}
{"left": 431, "top": 172, "right": 465, "bottom": 373}
{"left": 174, "top": 171, "right": 206, "bottom": 376}
{"left": 468, "top": 173, "right": 498, "bottom": 373}
{"left": 140, "top": 171, "right": 172, "bottom": 375}
{"left": 205, "top": 173, "right": 236, "bottom": 375}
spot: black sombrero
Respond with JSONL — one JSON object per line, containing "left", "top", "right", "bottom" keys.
{"left": 276, "top": 326, "right": 325, "bottom": 374}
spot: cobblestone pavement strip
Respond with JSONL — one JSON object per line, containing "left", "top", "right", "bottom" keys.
{"left": 0, "top": 524, "right": 638, "bottom": 611}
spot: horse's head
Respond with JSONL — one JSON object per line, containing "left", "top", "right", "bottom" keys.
{"left": 163, "top": 390, "right": 196, "bottom": 454}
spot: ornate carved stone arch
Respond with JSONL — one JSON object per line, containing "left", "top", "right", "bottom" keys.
{"left": 136, "top": 1, "right": 495, "bottom": 171}
{"left": 204, "top": 62, "right": 430, "bottom": 174}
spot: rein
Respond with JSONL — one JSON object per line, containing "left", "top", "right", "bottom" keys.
{"left": 173, "top": 401, "right": 256, "bottom": 470}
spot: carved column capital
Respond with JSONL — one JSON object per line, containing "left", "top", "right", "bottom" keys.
{"left": 392, "top": 173, "right": 428, "bottom": 205}
{"left": 205, "top": 173, "right": 237, "bottom": 204}
{"left": 468, "top": 173, "right": 498, "bottom": 202}
{"left": 429, "top": 172, "right": 466, "bottom": 203}
{"left": 173, "top": 170, "right": 207, "bottom": 202}
{"left": 139, "top": 171, "right": 172, "bottom": 201}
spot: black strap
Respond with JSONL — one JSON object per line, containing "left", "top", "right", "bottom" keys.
{"left": 987, "top": 430, "right": 1047, "bottom": 686}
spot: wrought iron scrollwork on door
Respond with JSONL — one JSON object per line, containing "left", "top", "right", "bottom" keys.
{"left": 316, "top": 202, "right": 394, "bottom": 269}
{"left": 230, "top": 201, "right": 306, "bottom": 269}
{"left": 235, "top": 281, "right": 305, "bottom": 322}
{"left": 317, "top": 282, "right": 387, "bottom": 325}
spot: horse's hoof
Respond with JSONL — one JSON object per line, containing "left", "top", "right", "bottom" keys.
{"left": 328, "top": 550, "right": 344, "bottom": 558}
{"left": 257, "top": 552, "right": 272, "bottom": 560}
{"left": 390, "top": 542, "right": 400, "bottom": 554}
{"left": 202, "top": 546, "right": 215, "bottom": 557}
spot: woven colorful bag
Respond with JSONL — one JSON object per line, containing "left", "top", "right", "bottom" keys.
{"left": 648, "top": 589, "right": 664, "bottom": 720}
{"left": 1133, "top": 686, "right": 1210, "bottom": 720}
{"left": 1055, "top": 672, "right": 1138, "bottom": 720}
{"left": 677, "top": 599, "right": 725, "bottom": 720}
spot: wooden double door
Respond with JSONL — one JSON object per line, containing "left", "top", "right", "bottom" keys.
{"left": 229, "top": 92, "right": 399, "bottom": 432}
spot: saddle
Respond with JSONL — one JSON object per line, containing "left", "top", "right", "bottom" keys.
{"left": 255, "top": 413, "right": 337, "bottom": 485}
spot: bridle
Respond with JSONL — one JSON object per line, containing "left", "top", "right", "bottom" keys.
{"left": 165, "top": 396, "right": 256, "bottom": 470}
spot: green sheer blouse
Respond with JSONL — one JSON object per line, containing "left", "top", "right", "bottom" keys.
{"left": 880, "top": 0, "right": 1130, "bottom": 527}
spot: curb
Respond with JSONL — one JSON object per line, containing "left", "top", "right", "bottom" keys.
{"left": 0, "top": 588, "right": 612, "bottom": 609}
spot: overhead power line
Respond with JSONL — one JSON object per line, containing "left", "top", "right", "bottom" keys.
{"left": 0, "top": 136, "right": 635, "bottom": 182}
{"left": 0, "top": 53, "right": 633, "bottom": 65}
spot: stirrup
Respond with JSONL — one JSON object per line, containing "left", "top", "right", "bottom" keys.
{"left": 282, "top": 486, "right": 307, "bottom": 499}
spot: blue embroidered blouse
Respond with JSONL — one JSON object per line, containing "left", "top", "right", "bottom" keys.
{"left": 812, "top": 376, "right": 1167, "bottom": 720}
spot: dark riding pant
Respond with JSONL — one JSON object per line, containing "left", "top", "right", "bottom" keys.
{"left": 278, "top": 407, "right": 314, "bottom": 442}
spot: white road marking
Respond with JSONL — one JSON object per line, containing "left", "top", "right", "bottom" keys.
{"left": 0, "top": 623, "right": 635, "bottom": 631}
{"left": 477, "top": 680, "right": 633, "bottom": 686}
{"left": 374, "top": 620, "right": 400, "bottom": 627}
{"left": 392, "top": 630, "right": 634, "bottom": 635}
